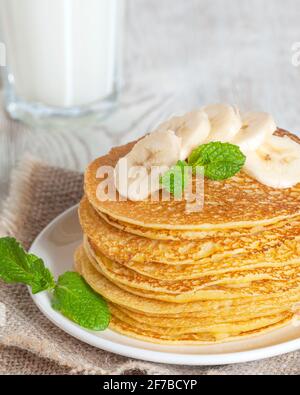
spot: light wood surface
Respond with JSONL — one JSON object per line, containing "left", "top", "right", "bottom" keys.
{"left": 1, "top": 0, "right": 300, "bottom": 206}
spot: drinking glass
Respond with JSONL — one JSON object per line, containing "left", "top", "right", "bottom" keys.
{"left": 0, "top": 0, "right": 124, "bottom": 126}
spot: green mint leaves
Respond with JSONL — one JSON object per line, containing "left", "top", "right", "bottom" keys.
{"left": 0, "top": 237, "right": 55, "bottom": 293}
{"left": 188, "top": 142, "right": 246, "bottom": 181}
{"left": 0, "top": 237, "right": 110, "bottom": 331}
{"left": 161, "top": 142, "right": 246, "bottom": 196}
{"left": 52, "top": 272, "right": 110, "bottom": 331}
{"left": 160, "top": 160, "right": 189, "bottom": 198}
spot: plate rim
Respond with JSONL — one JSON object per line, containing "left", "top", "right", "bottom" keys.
{"left": 29, "top": 205, "right": 300, "bottom": 366}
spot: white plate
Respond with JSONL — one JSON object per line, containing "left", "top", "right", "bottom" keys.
{"left": 29, "top": 205, "right": 300, "bottom": 366}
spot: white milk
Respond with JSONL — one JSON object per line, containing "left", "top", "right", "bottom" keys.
{"left": 0, "top": 0, "right": 121, "bottom": 108}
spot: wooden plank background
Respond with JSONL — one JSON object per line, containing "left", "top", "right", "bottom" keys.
{"left": 1, "top": 0, "right": 300, "bottom": 205}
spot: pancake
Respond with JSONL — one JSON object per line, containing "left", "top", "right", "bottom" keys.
{"left": 75, "top": 246, "right": 300, "bottom": 317}
{"left": 109, "top": 315, "right": 292, "bottom": 344}
{"left": 109, "top": 304, "right": 290, "bottom": 336}
{"left": 84, "top": 130, "right": 300, "bottom": 232}
{"left": 79, "top": 197, "right": 232, "bottom": 261}
{"left": 84, "top": 237, "right": 300, "bottom": 296}
{"left": 84, "top": 227, "right": 300, "bottom": 281}
{"left": 96, "top": 209, "right": 295, "bottom": 241}
{"left": 88, "top": 256, "right": 300, "bottom": 303}
{"left": 75, "top": 246, "right": 295, "bottom": 343}
{"left": 80, "top": 197, "right": 300, "bottom": 267}
{"left": 107, "top": 277, "right": 300, "bottom": 303}
{"left": 112, "top": 304, "right": 289, "bottom": 327}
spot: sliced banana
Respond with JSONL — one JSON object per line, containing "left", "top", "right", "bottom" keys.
{"left": 114, "top": 130, "right": 181, "bottom": 200}
{"left": 156, "top": 110, "right": 210, "bottom": 160}
{"left": 233, "top": 112, "right": 277, "bottom": 152}
{"left": 244, "top": 135, "right": 300, "bottom": 189}
{"left": 203, "top": 104, "right": 242, "bottom": 142}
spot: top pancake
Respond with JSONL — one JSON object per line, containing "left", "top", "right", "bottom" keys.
{"left": 85, "top": 129, "right": 300, "bottom": 230}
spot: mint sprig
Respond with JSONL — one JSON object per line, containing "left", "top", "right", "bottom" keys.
{"left": 0, "top": 237, "right": 55, "bottom": 293}
{"left": 188, "top": 142, "right": 246, "bottom": 181}
{"left": 52, "top": 272, "right": 110, "bottom": 331}
{"left": 0, "top": 237, "right": 110, "bottom": 331}
{"left": 160, "top": 142, "right": 246, "bottom": 197}
{"left": 160, "top": 160, "right": 189, "bottom": 197}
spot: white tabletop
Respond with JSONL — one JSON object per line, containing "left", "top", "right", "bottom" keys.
{"left": 0, "top": 0, "right": 300, "bottom": 205}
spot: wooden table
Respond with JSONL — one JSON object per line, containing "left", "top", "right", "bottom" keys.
{"left": 1, "top": 0, "right": 300, "bottom": 206}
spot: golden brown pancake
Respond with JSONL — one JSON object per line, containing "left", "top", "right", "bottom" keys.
{"left": 75, "top": 246, "right": 300, "bottom": 316}
{"left": 84, "top": 130, "right": 300, "bottom": 231}
{"left": 96, "top": 208, "right": 297, "bottom": 241}
{"left": 79, "top": 197, "right": 300, "bottom": 267}
{"left": 109, "top": 314, "right": 292, "bottom": 344}
{"left": 110, "top": 304, "right": 290, "bottom": 336}
{"left": 84, "top": 237, "right": 300, "bottom": 296}
{"left": 75, "top": 247, "right": 297, "bottom": 343}
{"left": 112, "top": 303, "right": 289, "bottom": 328}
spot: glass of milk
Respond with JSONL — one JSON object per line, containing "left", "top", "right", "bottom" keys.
{"left": 0, "top": 0, "right": 124, "bottom": 125}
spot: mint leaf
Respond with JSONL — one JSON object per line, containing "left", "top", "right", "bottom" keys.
{"left": 52, "top": 272, "right": 110, "bottom": 331}
{"left": 160, "top": 160, "right": 189, "bottom": 197}
{"left": 188, "top": 142, "right": 246, "bottom": 181}
{"left": 0, "top": 237, "right": 110, "bottom": 330}
{"left": 0, "top": 237, "right": 55, "bottom": 293}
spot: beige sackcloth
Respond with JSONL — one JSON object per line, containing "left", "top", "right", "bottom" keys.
{"left": 1, "top": 158, "right": 300, "bottom": 375}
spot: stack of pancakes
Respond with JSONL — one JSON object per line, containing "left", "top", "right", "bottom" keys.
{"left": 75, "top": 130, "right": 300, "bottom": 344}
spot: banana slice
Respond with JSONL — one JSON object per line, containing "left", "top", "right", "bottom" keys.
{"left": 233, "top": 112, "right": 277, "bottom": 152}
{"left": 114, "top": 130, "right": 181, "bottom": 200}
{"left": 156, "top": 110, "right": 210, "bottom": 160}
{"left": 203, "top": 104, "right": 241, "bottom": 142}
{"left": 244, "top": 135, "right": 300, "bottom": 189}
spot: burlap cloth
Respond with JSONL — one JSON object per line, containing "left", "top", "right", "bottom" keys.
{"left": 1, "top": 158, "right": 300, "bottom": 375}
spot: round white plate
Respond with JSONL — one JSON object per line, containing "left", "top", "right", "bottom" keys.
{"left": 29, "top": 205, "right": 300, "bottom": 366}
